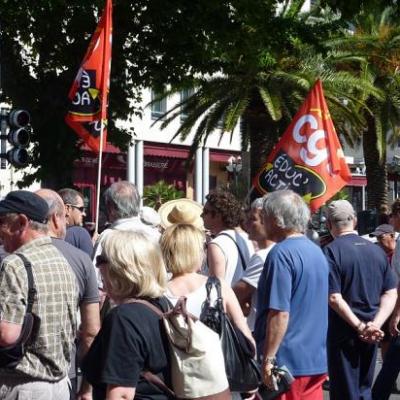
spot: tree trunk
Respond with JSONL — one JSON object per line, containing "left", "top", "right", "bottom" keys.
{"left": 243, "top": 91, "right": 282, "bottom": 180}
{"left": 363, "top": 116, "right": 388, "bottom": 210}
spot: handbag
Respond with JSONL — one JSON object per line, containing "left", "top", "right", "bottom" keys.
{"left": 131, "top": 297, "right": 230, "bottom": 400}
{"left": 258, "top": 365, "right": 294, "bottom": 400}
{"left": 200, "top": 277, "right": 261, "bottom": 392}
{"left": 0, "top": 253, "right": 40, "bottom": 368}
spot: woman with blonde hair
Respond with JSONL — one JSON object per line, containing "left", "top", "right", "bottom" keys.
{"left": 160, "top": 223, "right": 253, "bottom": 344}
{"left": 82, "top": 230, "right": 170, "bottom": 400}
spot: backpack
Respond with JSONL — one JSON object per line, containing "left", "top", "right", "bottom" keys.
{"left": 132, "top": 297, "right": 231, "bottom": 400}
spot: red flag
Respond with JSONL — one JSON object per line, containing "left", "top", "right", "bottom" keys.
{"left": 65, "top": 0, "right": 112, "bottom": 152}
{"left": 253, "top": 79, "right": 351, "bottom": 212}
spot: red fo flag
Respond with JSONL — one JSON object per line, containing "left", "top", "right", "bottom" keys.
{"left": 65, "top": 0, "right": 112, "bottom": 153}
{"left": 253, "top": 79, "right": 351, "bottom": 212}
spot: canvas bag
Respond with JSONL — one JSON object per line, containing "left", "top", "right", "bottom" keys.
{"left": 133, "top": 297, "right": 230, "bottom": 400}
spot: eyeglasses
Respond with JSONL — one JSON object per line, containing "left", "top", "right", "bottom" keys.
{"left": 67, "top": 204, "right": 86, "bottom": 213}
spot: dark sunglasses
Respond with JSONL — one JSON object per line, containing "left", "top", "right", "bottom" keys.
{"left": 96, "top": 255, "right": 109, "bottom": 266}
{"left": 67, "top": 204, "right": 86, "bottom": 213}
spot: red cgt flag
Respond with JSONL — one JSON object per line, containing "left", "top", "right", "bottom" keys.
{"left": 253, "top": 79, "right": 351, "bottom": 212}
{"left": 65, "top": 0, "right": 112, "bottom": 153}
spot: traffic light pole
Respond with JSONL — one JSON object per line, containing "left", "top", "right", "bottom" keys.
{"left": 0, "top": 108, "right": 7, "bottom": 169}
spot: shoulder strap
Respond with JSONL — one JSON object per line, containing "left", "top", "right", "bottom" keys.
{"left": 15, "top": 253, "right": 36, "bottom": 314}
{"left": 205, "top": 276, "right": 224, "bottom": 312}
{"left": 218, "top": 232, "right": 247, "bottom": 271}
{"left": 141, "top": 371, "right": 176, "bottom": 399}
{"left": 123, "top": 298, "right": 165, "bottom": 317}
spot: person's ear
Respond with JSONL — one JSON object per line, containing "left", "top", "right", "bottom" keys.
{"left": 16, "top": 214, "right": 30, "bottom": 232}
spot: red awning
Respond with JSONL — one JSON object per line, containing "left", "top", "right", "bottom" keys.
{"left": 348, "top": 175, "right": 367, "bottom": 187}
{"left": 144, "top": 144, "right": 189, "bottom": 159}
{"left": 210, "top": 151, "right": 239, "bottom": 163}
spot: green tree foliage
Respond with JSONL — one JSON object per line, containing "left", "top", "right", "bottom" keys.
{"left": 326, "top": 6, "right": 400, "bottom": 209}
{"left": 143, "top": 180, "right": 183, "bottom": 210}
{"left": 153, "top": 5, "right": 381, "bottom": 179}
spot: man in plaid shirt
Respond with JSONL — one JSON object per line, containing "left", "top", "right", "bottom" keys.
{"left": 0, "top": 190, "right": 78, "bottom": 400}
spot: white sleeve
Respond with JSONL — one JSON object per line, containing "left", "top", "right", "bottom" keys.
{"left": 241, "top": 253, "right": 264, "bottom": 289}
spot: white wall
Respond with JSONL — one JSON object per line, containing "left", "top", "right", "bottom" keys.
{"left": 118, "top": 88, "right": 242, "bottom": 152}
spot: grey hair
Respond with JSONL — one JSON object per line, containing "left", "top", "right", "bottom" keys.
{"left": 262, "top": 190, "right": 310, "bottom": 233}
{"left": 29, "top": 220, "right": 48, "bottom": 233}
{"left": 58, "top": 188, "right": 83, "bottom": 205}
{"left": 104, "top": 181, "right": 140, "bottom": 219}
{"left": 251, "top": 196, "right": 267, "bottom": 210}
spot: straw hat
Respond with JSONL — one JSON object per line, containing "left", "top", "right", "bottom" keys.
{"left": 158, "top": 199, "right": 204, "bottom": 229}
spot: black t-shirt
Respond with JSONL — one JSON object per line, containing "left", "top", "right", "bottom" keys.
{"left": 324, "top": 234, "right": 398, "bottom": 343}
{"left": 82, "top": 297, "right": 171, "bottom": 400}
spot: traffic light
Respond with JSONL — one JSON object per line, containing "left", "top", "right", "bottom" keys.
{"left": 0, "top": 108, "right": 31, "bottom": 168}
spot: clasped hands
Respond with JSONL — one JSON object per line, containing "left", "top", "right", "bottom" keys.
{"left": 357, "top": 321, "right": 384, "bottom": 343}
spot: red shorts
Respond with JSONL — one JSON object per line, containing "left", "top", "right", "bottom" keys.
{"left": 277, "top": 374, "right": 327, "bottom": 400}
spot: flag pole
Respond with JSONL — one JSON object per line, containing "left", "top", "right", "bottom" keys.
{"left": 94, "top": 120, "right": 105, "bottom": 235}
{"left": 94, "top": 0, "right": 111, "bottom": 235}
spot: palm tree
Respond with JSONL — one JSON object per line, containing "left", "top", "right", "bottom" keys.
{"left": 154, "top": 50, "right": 380, "bottom": 180}
{"left": 327, "top": 6, "right": 400, "bottom": 209}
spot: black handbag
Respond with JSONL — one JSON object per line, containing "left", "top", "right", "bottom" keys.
{"left": 0, "top": 253, "right": 40, "bottom": 368}
{"left": 258, "top": 365, "right": 294, "bottom": 400}
{"left": 200, "top": 277, "right": 261, "bottom": 392}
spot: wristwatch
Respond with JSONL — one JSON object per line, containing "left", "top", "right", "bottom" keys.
{"left": 264, "top": 356, "right": 276, "bottom": 365}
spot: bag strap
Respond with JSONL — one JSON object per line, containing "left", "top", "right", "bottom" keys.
{"left": 15, "top": 253, "right": 36, "bottom": 314}
{"left": 123, "top": 298, "right": 165, "bottom": 317}
{"left": 218, "top": 232, "right": 247, "bottom": 271}
{"left": 141, "top": 371, "right": 176, "bottom": 399}
{"left": 205, "top": 276, "right": 224, "bottom": 312}
{"left": 125, "top": 299, "right": 177, "bottom": 398}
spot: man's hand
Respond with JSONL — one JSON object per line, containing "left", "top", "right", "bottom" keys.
{"left": 262, "top": 359, "right": 276, "bottom": 390}
{"left": 358, "top": 321, "right": 384, "bottom": 343}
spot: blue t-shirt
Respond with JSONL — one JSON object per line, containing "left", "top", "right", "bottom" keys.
{"left": 65, "top": 226, "right": 94, "bottom": 257}
{"left": 324, "top": 233, "right": 398, "bottom": 343}
{"left": 254, "top": 236, "right": 328, "bottom": 376}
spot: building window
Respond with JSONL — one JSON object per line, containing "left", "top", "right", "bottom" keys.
{"left": 180, "top": 88, "right": 194, "bottom": 121}
{"left": 151, "top": 89, "right": 167, "bottom": 119}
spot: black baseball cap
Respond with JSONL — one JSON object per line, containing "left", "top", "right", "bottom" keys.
{"left": 0, "top": 190, "right": 49, "bottom": 223}
{"left": 369, "top": 224, "right": 395, "bottom": 237}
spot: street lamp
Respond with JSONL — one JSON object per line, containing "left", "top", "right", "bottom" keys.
{"left": 226, "top": 155, "right": 242, "bottom": 190}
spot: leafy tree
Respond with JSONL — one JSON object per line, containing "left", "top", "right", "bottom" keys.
{"left": 0, "top": 0, "right": 244, "bottom": 187}
{"left": 143, "top": 180, "right": 184, "bottom": 210}
{"left": 326, "top": 6, "right": 400, "bottom": 209}
{"left": 153, "top": 5, "right": 381, "bottom": 179}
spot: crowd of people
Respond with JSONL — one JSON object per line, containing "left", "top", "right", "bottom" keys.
{"left": 0, "top": 181, "right": 399, "bottom": 400}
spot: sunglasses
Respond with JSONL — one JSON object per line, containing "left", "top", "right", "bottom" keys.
{"left": 67, "top": 204, "right": 86, "bottom": 213}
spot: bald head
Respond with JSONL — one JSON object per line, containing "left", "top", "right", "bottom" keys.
{"left": 35, "top": 189, "right": 67, "bottom": 239}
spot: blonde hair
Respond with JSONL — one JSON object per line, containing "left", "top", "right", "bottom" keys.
{"left": 160, "top": 223, "right": 205, "bottom": 275}
{"left": 101, "top": 230, "right": 166, "bottom": 300}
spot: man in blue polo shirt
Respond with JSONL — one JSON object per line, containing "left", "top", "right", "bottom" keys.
{"left": 324, "top": 200, "right": 397, "bottom": 400}
{"left": 254, "top": 190, "right": 328, "bottom": 399}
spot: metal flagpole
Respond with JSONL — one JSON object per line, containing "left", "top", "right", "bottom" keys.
{"left": 94, "top": 120, "right": 105, "bottom": 235}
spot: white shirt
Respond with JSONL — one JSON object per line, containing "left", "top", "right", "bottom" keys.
{"left": 93, "top": 217, "right": 161, "bottom": 288}
{"left": 241, "top": 245, "right": 275, "bottom": 331}
{"left": 209, "top": 229, "right": 255, "bottom": 287}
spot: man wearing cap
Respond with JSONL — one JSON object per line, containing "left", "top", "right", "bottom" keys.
{"left": 0, "top": 190, "right": 77, "bottom": 399}
{"left": 370, "top": 224, "right": 397, "bottom": 264}
{"left": 324, "top": 200, "right": 398, "bottom": 400}
{"left": 372, "top": 200, "right": 400, "bottom": 399}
